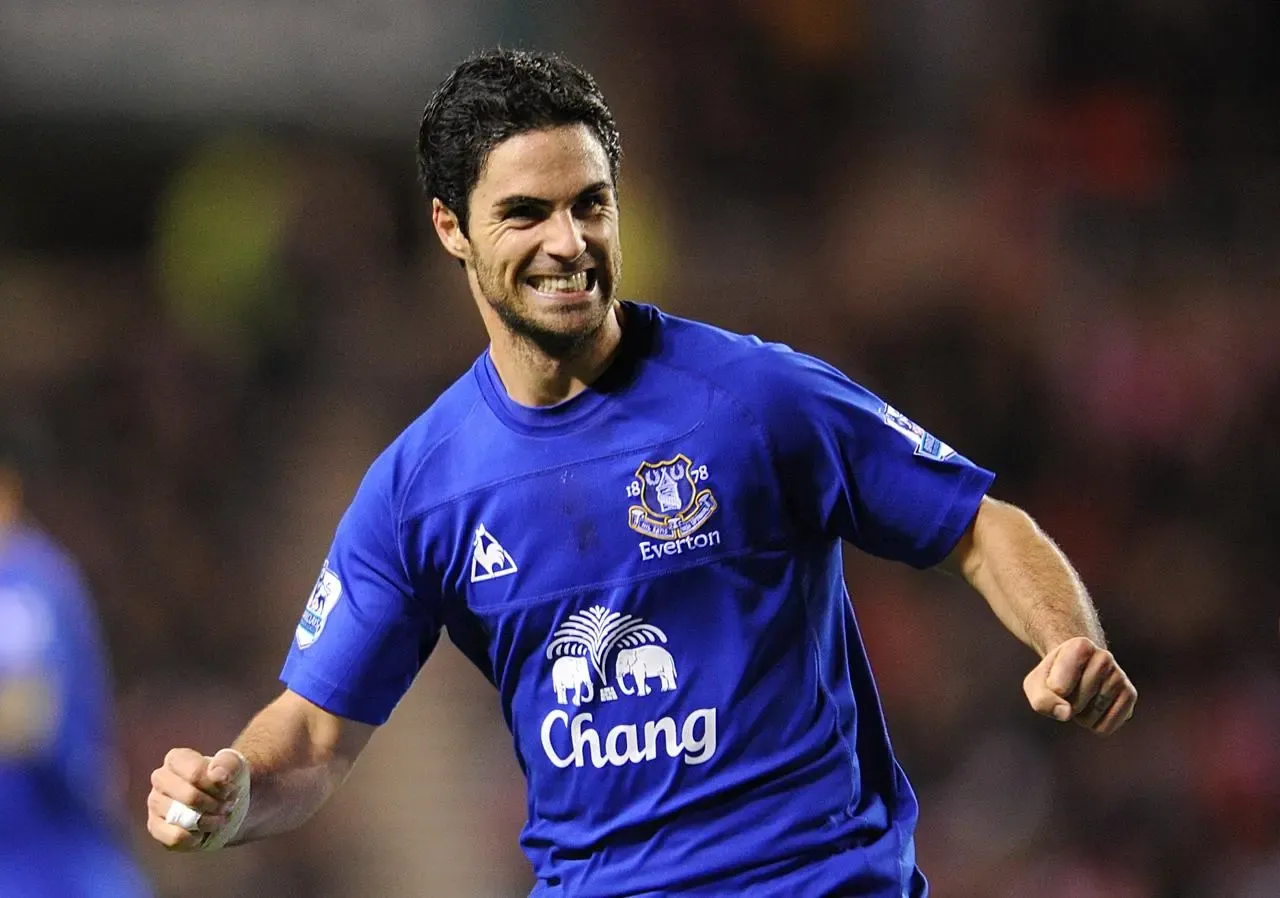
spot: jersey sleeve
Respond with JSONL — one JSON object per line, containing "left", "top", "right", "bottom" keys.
{"left": 280, "top": 449, "right": 441, "bottom": 725}
{"left": 746, "top": 347, "right": 995, "bottom": 567}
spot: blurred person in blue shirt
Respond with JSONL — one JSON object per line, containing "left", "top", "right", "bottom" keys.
{"left": 145, "top": 49, "right": 1137, "bottom": 897}
{"left": 0, "top": 421, "right": 152, "bottom": 897}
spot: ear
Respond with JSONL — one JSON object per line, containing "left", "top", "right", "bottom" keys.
{"left": 432, "top": 198, "right": 470, "bottom": 263}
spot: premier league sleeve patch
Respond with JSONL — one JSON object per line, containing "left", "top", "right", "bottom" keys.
{"left": 882, "top": 404, "right": 956, "bottom": 461}
{"left": 295, "top": 560, "right": 343, "bottom": 649}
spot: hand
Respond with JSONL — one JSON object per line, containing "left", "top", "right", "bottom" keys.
{"left": 1023, "top": 636, "right": 1137, "bottom": 736}
{"left": 146, "top": 747, "right": 245, "bottom": 850}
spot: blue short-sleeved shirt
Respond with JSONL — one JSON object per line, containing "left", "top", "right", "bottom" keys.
{"left": 0, "top": 525, "right": 151, "bottom": 898}
{"left": 282, "top": 302, "right": 994, "bottom": 897}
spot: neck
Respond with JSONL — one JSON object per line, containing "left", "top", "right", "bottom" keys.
{"left": 487, "top": 303, "right": 625, "bottom": 407}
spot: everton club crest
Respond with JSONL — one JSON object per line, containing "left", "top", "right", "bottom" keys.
{"left": 627, "top": 453, "right": 718, "bottom": 540}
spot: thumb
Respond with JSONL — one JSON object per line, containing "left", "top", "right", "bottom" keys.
{"left": 206, "top": 748, "right": 245, "bottom": 786}
{"left": 1024, "top": 645, "right": 1075, "bottom": 723}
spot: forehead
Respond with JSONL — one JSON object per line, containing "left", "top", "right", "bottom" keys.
{"left": 473, "top": 124, "right": 612, "bottom": 204}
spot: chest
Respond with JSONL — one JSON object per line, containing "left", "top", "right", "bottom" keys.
{"left": 424, "top": 419, "right": 786, "bottom": 615}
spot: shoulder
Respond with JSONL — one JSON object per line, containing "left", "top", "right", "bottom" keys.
{"left": 642, "top": 305, "right": 871, "bottom": 415}
{"left": 639, "top": 303, "right": 773, "bottom": 371}
{"left": 354, "top": 363, "right": 487, "bottom": 513}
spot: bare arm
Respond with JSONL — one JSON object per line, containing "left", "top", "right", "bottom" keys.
{"left": 942, "top": 495, "right": 1136, "bottom": 735}
{"left": 147, "top": 688, "right": 375, "bottom": 850}
{"left": 229, "top": 689, "right": 375, "bottom": 844}
{"left": 943, "top": 496, "right": 1103, "bottom": 655}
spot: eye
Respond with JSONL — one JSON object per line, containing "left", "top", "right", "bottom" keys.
{"left": 573, "top": 194, "right": 607, "bottom": 218}
{"left": 504, "top": 204, "right": 540, "bottom": 223}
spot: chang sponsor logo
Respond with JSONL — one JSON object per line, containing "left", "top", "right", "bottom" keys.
{"left": 540, "top": 708, "right": 717, "bottom": 768}
{"left": 540, "top": 605, "right": 717, "bottom": 769}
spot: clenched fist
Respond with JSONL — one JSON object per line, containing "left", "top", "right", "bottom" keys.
{"left": 146, "top": 747, "right": 249, "bottom": 851}
{"left": 1023, "top": 636, "right": 1137, "bottom": 736}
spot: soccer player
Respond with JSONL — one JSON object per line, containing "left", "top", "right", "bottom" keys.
{"left": 0, "top": 422, "right": 152, "bottom": 897}
{"left": 146, "top": 50, "right": 1137, "bottom": 896}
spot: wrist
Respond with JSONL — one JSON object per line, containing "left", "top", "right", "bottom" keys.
{"left": 197, "top": 749, "right": 251, "bottom": 851}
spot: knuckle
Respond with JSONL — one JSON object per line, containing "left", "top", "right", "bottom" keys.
{"left": 167, "top": 782, "right": 199, "bottom": 807}
{"left": 148, "top": 820, "right": 178, "bottom": 846}
{"left": 163, "top": 747, "right": 186, "bottom": 768}
{"left": 1030, "top": 696, "right": 1057, "bottom": 714}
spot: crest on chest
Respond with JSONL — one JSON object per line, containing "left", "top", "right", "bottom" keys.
{"left": 626, "top": 452, "right": 718, "bottom": 541}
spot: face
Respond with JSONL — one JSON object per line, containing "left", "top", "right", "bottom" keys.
{"left": 434, "top": 124, "right": 621, "bottom": 358}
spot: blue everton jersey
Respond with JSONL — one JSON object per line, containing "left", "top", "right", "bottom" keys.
{"left": 0, "top": 525, "right": 151, "bottom": 897}
{"left": 281, "top": 302, "right": 994, "bottom": 897}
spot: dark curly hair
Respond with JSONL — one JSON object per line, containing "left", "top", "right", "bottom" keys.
{"left": 417, "top": 48, "right": 622, "bottom": 236}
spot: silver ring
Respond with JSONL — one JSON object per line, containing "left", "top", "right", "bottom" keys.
{"left": 1089, "top": 693, "right": 1114, "bottom": 716}
{"left": 165, "top": 800, "right": 202, "bottom": 831}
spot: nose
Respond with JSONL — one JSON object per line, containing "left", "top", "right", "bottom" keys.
{"left": 542, "top": 209, "right": 587, "bottom": 261}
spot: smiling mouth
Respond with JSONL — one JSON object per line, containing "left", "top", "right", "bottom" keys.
{"left": 526, "top": 269, "right": 597, "bottom": 295}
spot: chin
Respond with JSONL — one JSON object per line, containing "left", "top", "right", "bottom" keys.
{"left": 518, "top": 306, "right": 610, "bottom": 357}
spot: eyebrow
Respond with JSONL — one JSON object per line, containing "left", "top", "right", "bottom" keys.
{"left": 492, "top": 181, "right": 613, "bottom": 214}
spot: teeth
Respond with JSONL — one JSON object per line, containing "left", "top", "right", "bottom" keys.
{"left": 530, "top": 271, "right": 589, "bottom": 293}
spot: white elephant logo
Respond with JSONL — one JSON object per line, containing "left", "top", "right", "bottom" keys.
{"left": 551, "top": 656, "right": 594, "bottom": 706}
{"left": 545, "top": 606, "right": 677, "bottom": 705}
{"left": 616, "top": 645, "right": 678, "bottom": 696}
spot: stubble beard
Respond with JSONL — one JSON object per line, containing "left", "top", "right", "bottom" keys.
{"left": 474, "top": 255, "right": 620, "bottom": 361}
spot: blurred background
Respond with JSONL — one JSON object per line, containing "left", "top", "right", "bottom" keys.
{"left": 2, "top": 1, "right": 1279, "bottom": 895}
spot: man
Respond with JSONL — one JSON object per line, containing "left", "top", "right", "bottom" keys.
{"left": 0, "top": 421, "right": 152, "bottom": 897}
{"left": 146, "top": 50, "right": 1136, "bottom": 896}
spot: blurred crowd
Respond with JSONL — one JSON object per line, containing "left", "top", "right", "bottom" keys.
{"left": 2, "top": 2, "right": 1278, "bottom": 896}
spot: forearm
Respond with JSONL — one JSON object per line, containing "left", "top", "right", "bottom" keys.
{"left": 228, "top": 692, "right": 363, "bottom": 845}
{"left": 959, "top": 498, "right": 1104, "bottom": 657}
